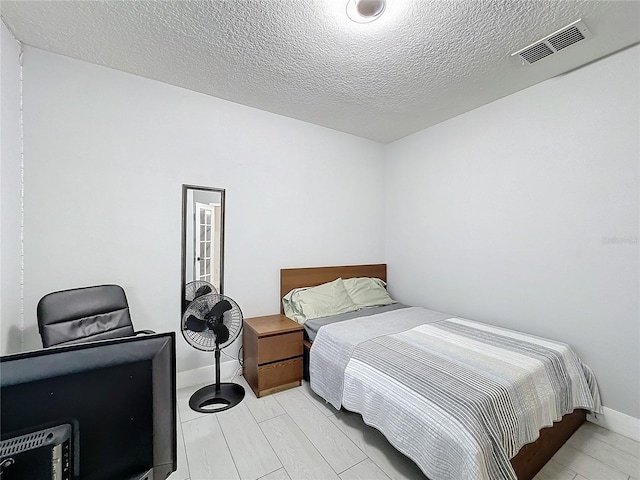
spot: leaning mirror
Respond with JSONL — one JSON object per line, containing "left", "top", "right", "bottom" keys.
{"left": 181, "top": 185, "right": 225, "bottom": 310}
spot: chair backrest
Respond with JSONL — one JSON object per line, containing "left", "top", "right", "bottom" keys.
{"left": 37, "top": 285, "right": 135, "bottom": 348}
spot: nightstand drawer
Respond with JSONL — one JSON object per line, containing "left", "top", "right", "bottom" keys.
{"left": 258, "top": 357, "right": 303, "bottom": 391}
{"left": 258, "top": 330, "right": 303, "bottom": 365}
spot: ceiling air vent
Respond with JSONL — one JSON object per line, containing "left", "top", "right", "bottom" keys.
{"left": 511, "top": 19, "right": 592, "bottom": 65}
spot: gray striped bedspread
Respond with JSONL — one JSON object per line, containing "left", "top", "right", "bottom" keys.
{"left": 309, "top": 307, "right": 602, "bottom": 480}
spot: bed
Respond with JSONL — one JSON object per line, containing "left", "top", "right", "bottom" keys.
{"left": 279, "top": 264, "right": 601, "bottom": 480}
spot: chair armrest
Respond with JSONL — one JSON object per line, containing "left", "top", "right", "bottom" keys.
{"left": 135, "top": 329, "right": 156, "bottom": 335}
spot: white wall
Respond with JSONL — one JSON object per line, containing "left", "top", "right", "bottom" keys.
{"left": 385, "top": 45, "right": 640, "bottom": 418}
{"left": 21, "top": 47, "right": 386, "bottom": 372}
{"left": 0, "top": 20, "right": 23, "bottom": 355}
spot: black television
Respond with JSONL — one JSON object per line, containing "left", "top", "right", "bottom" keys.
{"left": 0, "top": 332, "right": 177, "bottom": 480}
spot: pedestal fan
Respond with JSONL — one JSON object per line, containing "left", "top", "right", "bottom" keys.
{"left": 181, "top": 293, "right": 244, "bottom": 412}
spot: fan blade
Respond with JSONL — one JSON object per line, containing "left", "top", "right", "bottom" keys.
{"left": 204, "top": 299, "right": 232, "bottom": 322}
{"left": 212, "top": 323, "right": 230, "bottom": 344}
{"left": 185, "top": 315, "right": 208, "bottom": 332}
{"left": 193, "top": 285, "right": 212, "bottom": 299}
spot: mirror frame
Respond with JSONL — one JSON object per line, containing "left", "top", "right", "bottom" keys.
{"left": 181, "top": 184, "right": 226, "bottom": 310}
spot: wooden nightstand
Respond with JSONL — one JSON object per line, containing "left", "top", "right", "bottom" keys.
{"left": 243, "top": 314, "right": 303, "bottom": 398}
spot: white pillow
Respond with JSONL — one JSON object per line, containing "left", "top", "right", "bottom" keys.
{"left": 282, "top": 287, "right": 307, "bottom": 324}
{"left": 283, "top": 278, "right": 358, "bottom": 324}
{"left": 342, "top": 277, "right": 397, "bottom": 307}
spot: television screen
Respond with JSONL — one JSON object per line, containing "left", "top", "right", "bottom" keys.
{"left": 0, "top": 333, "right": 176, "bottom": 480}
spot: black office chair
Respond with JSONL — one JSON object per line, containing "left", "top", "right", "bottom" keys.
{"left": 37, "top": 284, "right": 154, "bottom": 348}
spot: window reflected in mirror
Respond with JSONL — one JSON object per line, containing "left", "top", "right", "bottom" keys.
{"left": 182, "top": 185, "right": 225, "bottom": 310}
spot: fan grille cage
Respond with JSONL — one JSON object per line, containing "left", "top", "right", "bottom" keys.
{"left": 184, "top": 280, "right": 217, "bottom": 301}
{"left": 181, "top": 294, "right": 242, "bottom": 351}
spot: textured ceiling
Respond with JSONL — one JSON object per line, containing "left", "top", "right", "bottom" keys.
{"left": 1, "top": 0, "right": 639, "bottom": 143}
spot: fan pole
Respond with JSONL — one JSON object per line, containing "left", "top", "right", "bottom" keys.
{"left": 215, "top": 345, "right": 221, "bottom": 392}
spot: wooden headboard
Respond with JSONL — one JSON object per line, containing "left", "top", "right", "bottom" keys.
{"left": 280, "top": 264, "right": 387, "bottom": 313}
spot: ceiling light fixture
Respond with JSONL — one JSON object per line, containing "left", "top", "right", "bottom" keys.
{"left": 346, "top": 0, "right": 386, "bottom": 23}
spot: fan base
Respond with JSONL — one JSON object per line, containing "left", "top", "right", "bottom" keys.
{"left": 189, "top": 383, "right": 245, "bottom": 413}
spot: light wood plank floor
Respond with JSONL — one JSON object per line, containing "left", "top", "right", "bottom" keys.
{"left": 174, "top": 376, "right": 640, "bottom": 480}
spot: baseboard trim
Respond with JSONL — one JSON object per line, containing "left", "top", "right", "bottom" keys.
{"left": 177, "top": 360, "right": 241, "bottom": 390}
{"left": 587, "top": 406, "right": 640, "bottom": 442}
